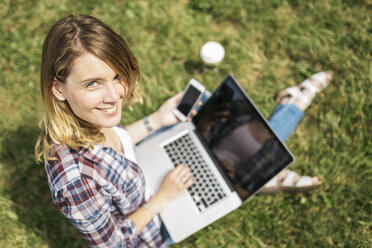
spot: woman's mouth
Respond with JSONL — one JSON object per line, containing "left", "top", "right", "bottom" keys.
{"left": 97, "top": 104, "right": 118, "bottom": 114}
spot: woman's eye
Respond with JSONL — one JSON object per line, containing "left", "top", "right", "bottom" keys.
{"left": 114, "top": 74, "right": 121, "bottom": 80}
{"left": 86, "top": 81, "right": 98, "bottom": 88}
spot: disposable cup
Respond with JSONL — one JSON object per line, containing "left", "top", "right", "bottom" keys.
{"left": 200, "top": 41, "right": 225, "bottom": 66}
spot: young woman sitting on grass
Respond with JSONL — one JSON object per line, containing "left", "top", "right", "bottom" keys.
{"left": 35, "top": 15, "right": 191, "bottom": 247}
{"left": 35, "top": 14, "right": 332, "bottom": 247}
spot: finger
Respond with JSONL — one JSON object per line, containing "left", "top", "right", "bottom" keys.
{"left": 174, "top": 164, "right": 191, "bottom": 178}
{"left": 198, "top": 101, "right": 203, "bottom": 106}
{"left": 184, "top": 178, "right": 193, "bottom": 188}
{"left": 179, "top": 175, "right": 193, "bottom": 189}
{"left": 173, "top": 164, "right": 187, "bottom": 175}
{"left": 174, "top": 169, "right": 192, "bottom": 186}
{"left": 178, "top": 167, "right": 192, "bottom": 179}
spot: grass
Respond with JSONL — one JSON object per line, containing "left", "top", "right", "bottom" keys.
{"left": 0, "top": 0, "right": 371, "bottom": 247}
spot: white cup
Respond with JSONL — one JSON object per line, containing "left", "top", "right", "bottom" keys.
{"left": 200, "top": 41, "right": 225, "bottom": 66}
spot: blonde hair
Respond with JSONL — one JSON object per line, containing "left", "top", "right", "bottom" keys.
{"left": 35, "top": 15, "right": 141, "bottom": 162}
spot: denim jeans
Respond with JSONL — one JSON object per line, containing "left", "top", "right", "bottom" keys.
{"left": 139, "top": 92, "right": 304, "bottom": 245}
{"left": 268, "top": 104, "right": 304, "bottom": 143}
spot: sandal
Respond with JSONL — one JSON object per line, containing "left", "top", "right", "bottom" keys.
{"left": 259, "top": 169, "right": 322, "bottom": 194}
{"left": 276, "top": 71, "right": 333, "bottom": 108}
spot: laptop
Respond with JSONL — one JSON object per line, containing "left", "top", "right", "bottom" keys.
{"left": 135, "top": 74, "right": 294, "bottom": 242}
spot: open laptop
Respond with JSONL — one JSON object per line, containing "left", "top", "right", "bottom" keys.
{"left": 135, "top": 74, "right": 294, "bottom": 242}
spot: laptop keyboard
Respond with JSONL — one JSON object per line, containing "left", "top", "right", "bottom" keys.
{"left": 163, "top": 133, "right": 227, "bottom": 212}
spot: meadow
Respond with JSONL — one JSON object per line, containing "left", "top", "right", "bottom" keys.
{"left": 0, "top": 0, "right": 370, "bottom": 247}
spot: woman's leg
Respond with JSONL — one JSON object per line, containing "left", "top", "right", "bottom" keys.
{"left": 268, "top": 104, "right": 304, "bottom": 143}
{"left": 160, "top": 222, "right": 174, "bottom": 245}
{"left": 268, "top": 71, "right": 333, "bottom": 142}
{"left": 261, "top": 71, "right": 333, "bottom": 193}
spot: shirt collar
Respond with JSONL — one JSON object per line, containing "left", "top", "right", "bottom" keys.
{"left": 80, "top": 145, "right": 103, "bottom": 164}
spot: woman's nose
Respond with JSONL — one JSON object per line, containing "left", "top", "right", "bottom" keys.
{"left": 103, "top": 82, "right": 120, "bottom": 102}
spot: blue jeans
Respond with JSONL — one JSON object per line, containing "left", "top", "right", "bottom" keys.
{"left": 160, "top": 223, "right": 174, "bottom": 245}
{"left": 142, "top": 92, "right": 304, "bottom": 245}
{"left": 268, "top": 104, "right": 304, "bottom": 143}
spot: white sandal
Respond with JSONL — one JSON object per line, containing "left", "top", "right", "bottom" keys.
{"left": 260, "top": 170, "right": 322, "bottom": 194}
{"left": 276, "top": 86, "right": 312, "bottom": 107}
{"left": 281, "top": 170, "right": 321, "bottom": 192}
{"left": 276, "top": 71, "right": 332, "bottom": 108}
{"left": 300, "top": 71, "right": 331, "bottom": 97}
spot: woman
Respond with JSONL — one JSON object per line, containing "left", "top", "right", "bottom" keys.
{"left": 35, "top": 15, "right": 191, "bottom": 247}
{"left": 36, "top": 14, "right": 332, "bottom": 247}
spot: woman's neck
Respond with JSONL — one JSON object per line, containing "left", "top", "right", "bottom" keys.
{"left": 100, "top": 127, "right": 125, "bottom": 156}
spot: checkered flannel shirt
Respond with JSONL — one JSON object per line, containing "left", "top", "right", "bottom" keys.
{"left": 45, "top": 142, "right": 168, "bottom": 248}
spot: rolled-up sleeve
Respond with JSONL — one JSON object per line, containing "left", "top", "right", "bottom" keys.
{"left": 57, "top": 177, "right": 139, "bottom": 247}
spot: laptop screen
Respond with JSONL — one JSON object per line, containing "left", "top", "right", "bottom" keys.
{"left": 193, "top": 75, "right": 294, "bottom": 201}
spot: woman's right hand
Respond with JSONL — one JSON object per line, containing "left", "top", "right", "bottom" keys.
{"left": 153, "top": 164, "right": 193, "bottom": 210}
{"left": 130, "top": 164, "right": 192, "bottom": 232}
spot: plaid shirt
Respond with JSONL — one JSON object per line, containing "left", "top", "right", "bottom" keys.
{"left": 45, "top": 138, "right": 168, "bottom": 247}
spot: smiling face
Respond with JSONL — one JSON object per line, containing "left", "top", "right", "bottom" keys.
{"left": 52, "top": 52, "right": 125, "bottom": 129}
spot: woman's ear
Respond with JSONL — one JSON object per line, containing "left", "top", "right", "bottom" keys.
{"left": 52, "top": 78, "right": 66, "bottom": 101}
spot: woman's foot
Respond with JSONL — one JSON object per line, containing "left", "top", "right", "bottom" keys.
{"left": 276, "top": 71, "right": 333, "bottom": 111}
{"left": 260, "top": 169, "right": 322, "bottom": 194}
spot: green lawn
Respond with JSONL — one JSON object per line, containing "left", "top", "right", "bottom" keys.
{"left": 0, "top": 0, "right": 371, "bottom": 247}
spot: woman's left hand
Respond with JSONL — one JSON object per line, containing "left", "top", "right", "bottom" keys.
{"left": 154, "top": 92, "right": 200, "bottom": 127}
{"left": 155, "top": 92, "right": 183, "bottom": 127}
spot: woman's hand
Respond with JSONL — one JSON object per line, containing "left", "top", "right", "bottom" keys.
{"left": 126, "top": 92, "right": 202, "bottom": 144}
{"left": 153, "top": 92, "right": 202, "bottom": 128}
{"left": 151, "top": 164, "right": 193, "bottom": 210}
{"left": 129, "top": 164, "right": 192, "bottom": 232}
{"left": 154, "top": 92, "right": 183, "bottom": 127}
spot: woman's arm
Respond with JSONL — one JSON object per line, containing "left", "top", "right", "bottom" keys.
{"left": 59, "top": 164, "right": 192, "bottom": 245}
{"left": 129, "top": 164, "right": 193, "bottom": 233}
{"left": 125, "top": 92, "right": 183, "bottom": 144}
{"left": 124, "top": 111, "right": 163, "bottom": 144}
{"left": 59, "top": 177, "right": 142, "bottom": 247}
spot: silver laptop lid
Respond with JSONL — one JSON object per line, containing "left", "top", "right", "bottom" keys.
{"left": 192, "top": 75, "right": 294, "bottom": 201}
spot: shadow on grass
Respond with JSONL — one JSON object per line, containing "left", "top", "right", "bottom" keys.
{"left": 184, "top": 59, "right": 204, "bottom": 74}
{"left": 1, "top": 123, "right": 88, "bottom": 248}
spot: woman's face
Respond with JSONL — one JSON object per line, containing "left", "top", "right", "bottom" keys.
{"left": 53, "top": 52, "right": 125, "bottom": 128}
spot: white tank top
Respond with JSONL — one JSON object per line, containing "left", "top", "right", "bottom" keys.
{"left": 112, "top": 126, "right": 137, "bottom": 163}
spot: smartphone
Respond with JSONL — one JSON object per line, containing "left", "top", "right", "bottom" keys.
{"left": 173, "top": 78, "right": 206, "bottom": 122}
